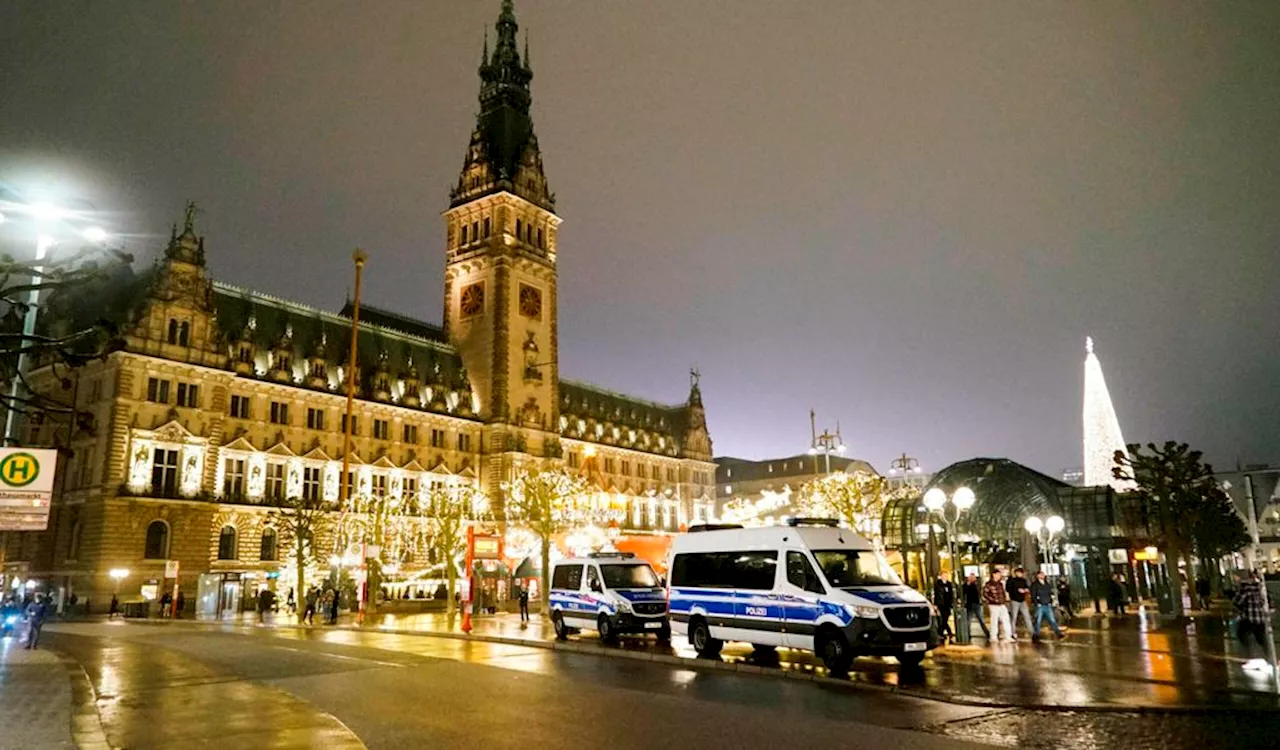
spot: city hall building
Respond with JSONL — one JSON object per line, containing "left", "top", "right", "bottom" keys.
{"left": 1, "top": 1, "right": 715, "bottom": 612}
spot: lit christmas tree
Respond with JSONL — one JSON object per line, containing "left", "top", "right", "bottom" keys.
{"left": 1083, "top": 336, "right": 1136, "bottom": 491}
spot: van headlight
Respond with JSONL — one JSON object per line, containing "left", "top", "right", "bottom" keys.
{"left": 614, "top": 598, "right": 632, "bottom": 614}
{"left": 847, "top": 604, "right": 879, "bottom": 619}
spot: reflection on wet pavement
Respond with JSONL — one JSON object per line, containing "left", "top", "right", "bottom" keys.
{"left": 45, "top": 629, "right": 365, "bottom": 749}
{"left": 288, "top": 610, "right": 1280, "bottom": 710}
{"left": 931, "top": 709, "right": 1280, "bottom": 750}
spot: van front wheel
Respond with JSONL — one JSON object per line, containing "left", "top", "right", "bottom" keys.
{"left": 817, "top": 630, "right": 852, "bottom": 675}
{"left": 598, "top": 614, "right": 617, "bottom": 643}
{"left": 552, "top": 611, "right": 568, "bottom": 641}
{"left": 690, "top": 618, "right": 722, "bottom": 657}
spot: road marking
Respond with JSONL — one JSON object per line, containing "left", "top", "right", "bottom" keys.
{"left": 269, "top": 644, "right": 405, "bottom": 669}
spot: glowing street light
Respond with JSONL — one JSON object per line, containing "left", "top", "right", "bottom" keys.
{"left": 82, "top": 226, "right": 108, "bottom": 243}
{"left": 923, "top": 486, "right": 976, "bottom": 644}
{"left": 109, "top": 568, "right": 130, "bottom": 593}
{"left": 1024, "top": 514, "right": 1065, "bottom": 571}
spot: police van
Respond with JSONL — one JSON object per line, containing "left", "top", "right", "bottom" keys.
{"left": 549, "top": 552, "right": 670, "bottom": 642}
{"left": 667, "top": 519, "right": 938, "bottom": 673}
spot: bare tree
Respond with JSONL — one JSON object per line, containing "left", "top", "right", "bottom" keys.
{"left": 503, "top": 468, "right": 589, "bottom": 611}
{"left": 796, "top": 470, "right": 889, "bottom": 545}
{"left": 1113, "top": 441, "right": 1221, "bottom": 617}
{"left": 422, "top": 483, "right": 491, "bottom": 617}
{"left": 267, "top": 494, "right": 335, "bottom": 605}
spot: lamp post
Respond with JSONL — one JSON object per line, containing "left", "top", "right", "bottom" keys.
{"left": 923, "top": 486, "right": 975, "bottom": 644}
{"left": 1023, "top": 515, "right": 1065, "bottom": 571}
{"left": 108, "top": 568, "right": 129, "bottom": 594}
{"left": 807, "top": 409, "right": 845, "bottom": 475}
{"left": 0, "top": 198, "right": 111, "bottom": 444}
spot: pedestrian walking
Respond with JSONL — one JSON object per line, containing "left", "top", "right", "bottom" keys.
{"left": 1030, "top": 570, "right": 1065, "bottom": 640}
{"left": 23, "top": 594, "right": 48, "bottom": 649}
{"left": 175, "top": 591, "right": 185, "bottom": 619}
{"left": 108, "top": 594, "right": 120, "bottom": 620}
{"left": 1233, "top": 571, "right": 1270, "bottom": 657}
{"left": 304, "top": 587, "right": 317, "bottom": 625}
{"left": 1108, "top": 574, "right": 1128, "bottom": 616}
{"left": 963, "top": 573, "right": 991, "bottom": 640}
{"left": 932, "top": 573, "right": 955, "bottom": 641}
{"left": 160, "top": 591, "right": 173, "bottom": 618}
{"left": 1005, "top": 567, "right": 1033, "bottom": 640}
{"left": 983, "top": 570, "right": 1013, "bottom": 642}
{"left": 286, "top": 588, "right": 296, "bottom": 615}
{"left": 328, "top": 588, "right": 340, "bottom": 624}
{"left": 1056, "top": 577, "right": 1073, "bottom": 620}
{"left": 256, "top": 588, "right": 275, "bottom": 624}
{"left": 518, "top": 583, "right": 530, "bottom": 623}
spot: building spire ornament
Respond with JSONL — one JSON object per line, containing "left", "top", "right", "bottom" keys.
{"left": 1083, "top": 336, "right": 1136, "bottom": 491}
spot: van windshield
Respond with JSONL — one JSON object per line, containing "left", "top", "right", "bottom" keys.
{"left": 600, "top": 563, "right": 660, "bottom": 589}
{"left": 812, "top": 550, "right": 902, "bottom": 588}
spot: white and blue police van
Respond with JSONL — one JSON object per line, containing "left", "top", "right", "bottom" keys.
{"left": 549, "top": 552, "right": 670, "bottom": 642}
{"left": 667, "top": 519, "right": 938, "bottom": 673}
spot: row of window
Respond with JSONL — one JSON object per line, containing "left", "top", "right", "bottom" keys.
{"left": 147, "top": 378, "right": 200, "bottom": 408}
{"left": 231, "top": 395, "right": 471, "bottom": 449}
{"left": 142, "top": 520, "right": 277, "bottom": 562}
{"left": 565, "top": 452, "right": 686, "bottom": 484}
{"left": 455, "top": 216, "right": 549, "bottom": 251}
{"left": 669, "top": 550, "right": 827, "bottom": 595}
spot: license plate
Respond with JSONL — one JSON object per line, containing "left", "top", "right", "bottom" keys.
{"left": 903, "top": 642, "right": 926, "bottom": 652}
{"left": 644, "top": 621, "right": 663, "bottom": 629}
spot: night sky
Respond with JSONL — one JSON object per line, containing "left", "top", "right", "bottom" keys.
{"left": 2, "top": 1, "right": 1277, "bottom": 476}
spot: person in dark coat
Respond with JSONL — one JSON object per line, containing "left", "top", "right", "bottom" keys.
{"left": 962, "top": 573, "right": 991, "bottom": 640}
{"left": 175, "top": 591, "right": 185, "bottom": 619}
{"left": 108, "top": 594, "right": 120, "bottom": 620}
{"left": 1056, "top": 578, "right": 1073, "bottom": 619}
{"left": 517, "top": 583, "right": 530, "bottom": 624}
{"left": 24, "top": 594, "right": 48, "bottom": 649}
{"left": 932, "top": 573, "right": 955, "bottom": 640}
{"left": 1108, "top": 574, "right": 1127, "bottom": 616}
{"left": 328, "top": 588, "right": 341, "bottom": 624}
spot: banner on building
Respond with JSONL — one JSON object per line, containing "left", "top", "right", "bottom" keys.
{"left": 0, "top": 448, "right": 58, "bottom": 531}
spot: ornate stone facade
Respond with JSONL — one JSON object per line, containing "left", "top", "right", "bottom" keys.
{"left": 0, "top": 0, "right": 714, "bottom": 607}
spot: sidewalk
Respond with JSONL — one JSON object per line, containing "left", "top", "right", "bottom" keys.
{"left": 0, "top": 636, "right": 75, "bottom": 749}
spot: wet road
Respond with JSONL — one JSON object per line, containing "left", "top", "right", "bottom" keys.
{"left": 39, "top": 620, "right": 1280, "bottom": 750}
{"left": 299, "top": 609, "right": 1280, "bottom": 710}
{"left": 44, "top": 621, "right": 995, "bottom": 749}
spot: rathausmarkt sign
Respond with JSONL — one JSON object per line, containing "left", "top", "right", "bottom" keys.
{"left": 0, "top": 448, "right": 58, "bottom": 531}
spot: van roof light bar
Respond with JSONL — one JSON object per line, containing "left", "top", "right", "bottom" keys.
{"left": 785, "top": 517, "right": 840, "bottom": 528}
{"left": 687, "top": 523, "right": 744, "bottom": 533}
{"left": 587, "top": 551, "right": 636, "bottom": 559}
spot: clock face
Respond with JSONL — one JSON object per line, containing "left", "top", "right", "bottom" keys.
{"left": 460, "top": 283, "right": 484, "bottom": 317}
{"left": 519, "top": 284, "right": 542, "bottom": 319}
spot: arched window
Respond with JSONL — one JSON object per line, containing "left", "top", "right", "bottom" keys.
{"left": 144, "top": 520, "right": 170, "bottom": 559}
{"left": 167, "top": 319, "right": 179, "bottom": 344}
{"left": 460, "top": 224, "right": 468, "bottom": 245}
{"left": 178, "top": 321, "right": 190, "bottom": 347}
{"left": 218, "top": 525, "right": 238, "bottom": 560}
{"left": 259, "top": 528, "right": 277, "bottom": 562}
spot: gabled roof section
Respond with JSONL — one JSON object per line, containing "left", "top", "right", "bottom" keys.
{"left": 557, "top": 379, "right": 692, "bottom": 458}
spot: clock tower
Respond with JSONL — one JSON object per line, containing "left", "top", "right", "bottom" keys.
{"left": 444, "top": 1, "right": 560, "bottom": 474}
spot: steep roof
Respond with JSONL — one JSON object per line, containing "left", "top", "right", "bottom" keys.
{"left": 557, "top": 379, "right": 692, "bottom": 458}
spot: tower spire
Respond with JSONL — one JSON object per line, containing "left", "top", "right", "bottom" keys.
{"left": 451, "top": 0, "right": 552, "bottom": 211}
{"left": 1083, "top": 336, "right": 1135, "bottom": 491}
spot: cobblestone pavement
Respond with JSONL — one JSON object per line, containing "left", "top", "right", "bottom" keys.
{"left": 0, "top": 635, "right": 75, "bottom": 749}
{"left": 926, "top": 709, "right": 1280, "bottom": 750}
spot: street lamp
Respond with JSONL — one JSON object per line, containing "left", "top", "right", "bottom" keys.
{"left": 923, "top": 486, "right": 976, "bottom": 643}
{"left": 807, "top": 409, "right": 845, "bottom": 474}
{"left": 0, "top": 195, "right": 113, "bottom": 443}
{"left": 109, "top": 568, "right": 129, "bottom": 593}
{"left": 1024, "top": 514, "right": 1065, "bottom": 570}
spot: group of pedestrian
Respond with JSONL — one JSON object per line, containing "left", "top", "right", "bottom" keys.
{"left": 0, "top": 593, "right": 49, "bottom": 649}
{"left": 157, "top": 590, "right": 186, "bottom": 618}
{"left": 301, "top": 586, "right": 342, "bottom": 625}
{"left": 941, "top": 567, "right": 1069, "bottom": 644}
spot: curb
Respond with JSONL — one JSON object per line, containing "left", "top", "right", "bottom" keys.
{"left": 116, "top": 619, "right": 1280, "bottom": 715}
{"left": 48, "top": 648, "right": 113, "bottom": 750}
